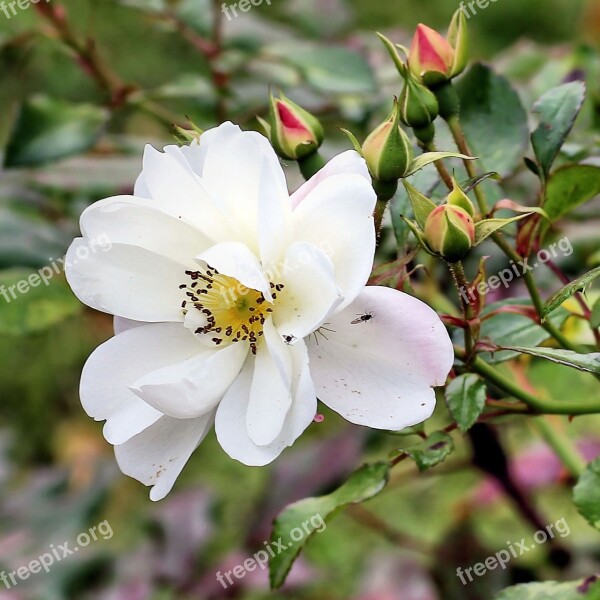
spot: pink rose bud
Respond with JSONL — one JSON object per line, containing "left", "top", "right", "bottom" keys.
{"left": 259, "top": 92, "right": 324, "bottom": 161}
{"left": 408, "top": 9, "right": 469, "bottom": 87}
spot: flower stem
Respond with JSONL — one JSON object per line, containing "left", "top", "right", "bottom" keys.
{"left": 454, "top": 345, "right": 600, "bottom": 414}
{"left": 532, "top": 416, "right": 586, "bottom": 478}
{"left": 372, "top": 179, "right": 399, "bottom": 240}
{"left": 449, "top": 261, "right": 474, "bottom": 357}
{"left": 446, "top": 114, "right": 580, "bottom": 352}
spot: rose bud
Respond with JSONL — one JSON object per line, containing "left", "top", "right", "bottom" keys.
{"left": 260, "top": 92, "right": 324, "bottom": 161}
{"left": 399, "top": 74, "right": 440, "bottom": 143}
{"left": 423, "top": 204, "right": 475, "bottom": 262}
{"left": 408, "top": 9, "right": 469, "bottom": 87}
{"left": 361, "top": 99, "right": 414, "bottom": 183}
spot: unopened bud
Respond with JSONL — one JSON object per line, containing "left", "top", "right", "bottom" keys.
{"left": 408, "top": 9, "right": 469, "bottom": 87}
{"left": 362, "top": 99, "right": 414, "bottom": 183}
{"left": 260, "top": 92, "right": 324, "bottom": 161}
{"left": 424, "top": 204, "right": 475, "bottom": 262}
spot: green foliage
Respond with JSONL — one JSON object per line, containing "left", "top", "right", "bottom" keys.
{"left": 575, "top": 458, "right": 600, "bottom": 530}
{"left": 530, "top": 81, "right": 586, "bottom": 179}
{"left": 502, "top": 346, "right": 600, "bottom": 375}
{"left": 5, "top": 97, "right": 109, "bottom": 168}
{"left": 393, "top": 431, "right": 455, "bottom": 471}
{"left": 495, "top": 579, "right": 600, "bottom": 599}
{"left": 544, "top": 165, "right": 600, "bottom": 222}
{"left": 477, "top": 300, "right": 569, "bottom": 364}
{"left": 542, "top": 266, "right": 600, "bottom": 317}
{"left": 445, "top": 374, "right": 487, "bottom": 432}
{"left": 269, "top": 462, "right": 389, "bottom": 589}
{"left": 456, "top": 63, "right": 529, "bottom": 177}
{"left": 267, "top": 43, "right": 376, "bottom": 94}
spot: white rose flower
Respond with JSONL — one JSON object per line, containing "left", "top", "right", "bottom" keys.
{"left": 66, "top": 122, "right": 453, "bottom": 500}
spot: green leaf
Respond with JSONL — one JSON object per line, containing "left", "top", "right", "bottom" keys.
{"left": 495, "top": 579, "right": 600, "bottom": 599}
{"left": 544, "top": 165, "right": 600, "bottom": 222}
{"left": 402, "top": 180, "right": 437, "bottom": 228}
{"left": 575, "top": 457, "right": 600, "bottom": 530}
{"left": 269, "top": 462, "right": 389, "bottom": 589}
{"left": 404, "top": 151, "right": 474, "bottom": 178}
{"left": 474, "top": 214, "right": 530, "bottom": 246}
{"left": 445, "top": 374, "right": 487, "bottom": 432}
{"left": 456, "top": 63, "right": 529, "bottom": 177}
{"left": 392, "top": 168, "right": 439, "bottom": 250}
{"left": 542, "top": 266, "right": 600, "bottom": 318}
{"left": 5, "top": 97, "right": 109, "bottom": 168}
{"left": 476, "top": 299, "right": 570, "bottom": 364}
{"left": 0, "top": 269, "right": 81, "bottom": 336}
{"left": 531, "top": 81, "right": 586, "bottom": 179}
{"left": 268, "top": 43, "right": 376, "bottom": 94}
{"left": 499, "top": 346, "right": 600, "bottom": 375}
{"left": 591, "top": 298, "right": 600, "bottom": 330}
{"left": 394, "top": 431, "right": 454, "bottom": 472}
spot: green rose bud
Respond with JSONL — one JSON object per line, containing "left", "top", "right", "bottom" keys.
{"left": 399, "top": 74, "right": 440, "bottom": 131}
{"left": 362, "top": 99, "right": 414, "bottom": 183}
{"left": 424, "top": 204, "right": 475, "bottom": 262}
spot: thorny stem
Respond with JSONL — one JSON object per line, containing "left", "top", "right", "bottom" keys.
{"left": 446, "top": 114, "right": 581, "bottom": 353}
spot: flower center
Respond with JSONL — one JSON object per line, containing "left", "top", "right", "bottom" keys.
{"left": 180, "top": 265, "right": 283, "bottom": 355}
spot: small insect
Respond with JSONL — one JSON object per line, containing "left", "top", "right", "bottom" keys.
{"left": 283, "top": 334, "right": 298, "bottom": 345}
{"left": 351, "top": 311, "right": 374, "bottom": 325}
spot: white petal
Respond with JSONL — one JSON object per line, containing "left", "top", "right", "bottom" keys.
{"left": 131, "top": 342, "right": 248, "bottom": 419}
{"left": 291, "top": 173, "right": 376, "bottom": 310}
{"left": 139, "top": 144, "right": 233, "bottom": 242}
{"left": 80, "top": 323, "right": 203, "bottom": 445}
{"left": 200, "top": 127, "right": 288, "bottom": 251}
{"left": 79, "top": 196, "right": 211, "bottom": 265}
{"left": 290, "top": 150, "right": 370, "bottom": 209}
{"left": 66, "top": 239, "right": 186, "bottom": 322}
{"left": 307, "top": 286, "right": 454, "bottom": 430}
{"left": 115, "top": 412, "right": 214, "bottom": 501}
{"left": 196, "top": 241, "right": 272, "bottom": 302}
{"left": 216, "top": 341, "right": 316, "bottom": 466}
{"left": 272, "top": 242, "right": 342, "bottom": 340}
{"left": 114, "top": 316, "right": 146, "bottom": 335}
{"left": 257, "top": 157, "right": 292, "bottom": 269}
{"left": 246, "top": 318, "right": 293, "bottom": 446}
{"left": 176, "top": 121, "right": 241, "bottom": 177}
